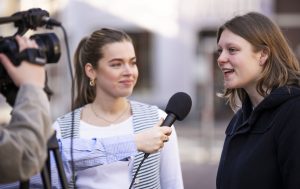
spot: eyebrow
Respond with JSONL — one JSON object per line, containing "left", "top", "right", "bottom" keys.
{"left": 108, "top": 57, "right": 136, "bottom": 62}
{"left": 218, "top": 42, "right": 239, "bottom": 47}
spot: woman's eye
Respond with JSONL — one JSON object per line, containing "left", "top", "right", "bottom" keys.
{"left": 228, "top": 48, "right": 237, "bottom": 53}
{"left": 111, "top": 63, "right": 122, "bottom": 67}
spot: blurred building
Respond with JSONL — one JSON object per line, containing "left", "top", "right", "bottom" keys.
{"left": 0, "top": 0, "right": 299, "bottom": 124}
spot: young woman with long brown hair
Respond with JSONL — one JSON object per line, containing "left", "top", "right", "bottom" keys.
{"left": 53, "top": 28, "right": 183, "bottom": 189}
{"left": 216, "top": 12, "right": 300, "bottom": 189}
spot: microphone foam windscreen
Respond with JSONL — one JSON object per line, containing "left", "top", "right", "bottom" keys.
{"left": 165, "top": 92, "right": 192, "bottom": 121}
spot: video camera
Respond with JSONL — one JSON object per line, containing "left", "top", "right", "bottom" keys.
{"left": 0, "top": 8, "right": 61, "bottom": 105}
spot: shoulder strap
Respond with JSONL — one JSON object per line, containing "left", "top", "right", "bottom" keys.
{"left": 57, "top": 108, "right": 82, "bottom": 139}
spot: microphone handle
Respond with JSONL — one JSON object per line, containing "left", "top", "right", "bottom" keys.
{"left": 161, "top": 113, "right": 177, "bottom": 127}
{"left": 144, "top": 113, "right": 177, "bottom": 158}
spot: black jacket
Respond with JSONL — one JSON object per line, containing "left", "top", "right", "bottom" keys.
{"left": 217, "top": 86, "right": 300, "bottom": 189}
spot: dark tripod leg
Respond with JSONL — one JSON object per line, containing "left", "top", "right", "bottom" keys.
{"left": 19, "top": 151, "right": 51, "bottom": 189}
{"left": 19, "top": 164, "right": 52, "bottom": 189}
{"left": 47, "top": 133, "right": 69, "bottom": 189}
{"left": 40, "top": 163, "right": 52, "bottom": 189}
{"left": 19, "top": 154, "right": 52, "bottom": 189}
{"left": 19, "top": 181, "right": 29, "bottom": 189}
{"left": 38, "top": 149, "right": 52, "bottom": 189}
{"left": 19, "top": 133, "right": 69, "bottom": 189}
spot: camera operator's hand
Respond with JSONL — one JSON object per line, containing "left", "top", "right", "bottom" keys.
{"left": 134, "top": 119, "right": 172, "bottom": 153}
{"left": 0, "top": 35, "right": 45, "bottom": 88}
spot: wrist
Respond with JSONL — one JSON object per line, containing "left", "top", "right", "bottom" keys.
{"left": 19, "top": 80, "right": 44, "bottom": 88}
{"left": 134, "top": 134, "right": 142, "bottom": 151}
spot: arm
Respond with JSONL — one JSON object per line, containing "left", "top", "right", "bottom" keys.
{"left": 0, "top": 84, "right": 53, "bottom": 183}
{"left": 58, "top": 135, "right": 138, "bottom": 171}
{"left": 0, "top": 36, "right": 53, "bottom": 183}
{"left": 53, "top": 118, "right": 172, "bottom": 172}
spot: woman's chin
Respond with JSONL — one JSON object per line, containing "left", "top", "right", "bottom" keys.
{"left": 119, "top": 90, "right": 133, "bottom": 97}
{"left": 224, "top": 83, "right": 232, "bottom": 89}
{"left": 224, "top": 83, "right": 237, "bottom": 89}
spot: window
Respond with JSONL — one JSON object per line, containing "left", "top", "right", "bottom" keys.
{"left": 126, "top": 31, "right": 152, "bottom": 92}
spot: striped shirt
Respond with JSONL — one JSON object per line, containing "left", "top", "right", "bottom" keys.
{"left": 0, "top": 101, "right": 184, "bottom": 189}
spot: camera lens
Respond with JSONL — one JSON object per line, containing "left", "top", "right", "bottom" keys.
{"left": 0, "top": 37, "right": 19, "bottom": 65}
{"left": 30, "top": 33, "right": 61, "bottom": 63}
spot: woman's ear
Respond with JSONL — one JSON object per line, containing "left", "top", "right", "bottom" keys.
{"left": 259, "top": 47, "right": 269, "bottom": 66}
{"left": 85, "top": 63, "right": 96, "bottom": 80}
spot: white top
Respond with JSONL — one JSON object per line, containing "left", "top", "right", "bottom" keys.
{"left": 77, "top": 117, "right": 133, "bottom": 189}
{"left": 54, "top": 109, "right": 183, "bottom": 189}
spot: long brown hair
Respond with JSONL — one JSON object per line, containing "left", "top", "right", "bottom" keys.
{"left": 217, "top": 12, "right": 300, "bottom": 110}
{"left": 73, "top": 28, "right": 132, "bottom": 109}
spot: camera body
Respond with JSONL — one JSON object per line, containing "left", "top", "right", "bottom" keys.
{"left": 0, "top": 33, "right": 61, "bottom": 79}
{"left": 0, "top": 8, "right": 62, "bottom": 106}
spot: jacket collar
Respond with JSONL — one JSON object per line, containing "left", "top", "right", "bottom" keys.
{"left": 235, "top": 86, "right": 300, "bottom": 134}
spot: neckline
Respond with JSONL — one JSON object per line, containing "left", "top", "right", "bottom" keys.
{"left": 89, "top": 101, "right": 130, "bottom": 124}
{"left": 80, "top": 116, "right": 133, "bottom": 128}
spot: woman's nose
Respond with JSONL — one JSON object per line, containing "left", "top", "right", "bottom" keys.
{"left": 217, "top": 51, "right": 228, "bottom": 65}
{"left": 123, "top": 63, "right": 133, "bottom": 74}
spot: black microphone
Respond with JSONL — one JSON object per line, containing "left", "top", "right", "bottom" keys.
{"left": 161, "top": 92, "right": 192, "bottom": 126}
{"left": 144, "top": 92, "right": 192, "bottom": 158}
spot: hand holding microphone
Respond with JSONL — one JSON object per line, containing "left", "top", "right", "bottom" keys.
{"left": 144, "top": 92, "right": 192, "bottom": 158}
{"left": 134, "top": 92, "right": 192, "bottom": 154}
{"left": 134, "top": 119, "right": 172, "bottom": 154}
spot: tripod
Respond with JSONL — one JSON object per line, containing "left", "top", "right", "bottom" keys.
{"left": 19, "top": 133, "right": 69, "bottom": 189}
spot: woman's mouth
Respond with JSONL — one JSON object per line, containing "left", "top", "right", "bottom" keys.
{"left": 120, "top": 80, "right": 134, "bottom": 86}
{"left": 222, "top": 68, "right": 234, "bottom": 77}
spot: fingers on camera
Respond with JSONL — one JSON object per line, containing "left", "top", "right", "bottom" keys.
{"left": 15, "top": 35, "right": 38, "bottom": 51}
